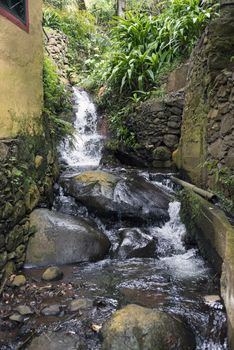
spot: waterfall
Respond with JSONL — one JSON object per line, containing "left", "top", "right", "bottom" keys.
{"left": 59, "top": 87, "right": 104, "bottom": 169}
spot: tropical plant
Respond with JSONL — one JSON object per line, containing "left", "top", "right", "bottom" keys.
{"left": 99, "top": 0, "right": 217, "bottom": 95}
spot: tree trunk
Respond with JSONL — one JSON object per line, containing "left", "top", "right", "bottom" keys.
{"left": 116, "top": 0, "right": 126, "bottom": 17}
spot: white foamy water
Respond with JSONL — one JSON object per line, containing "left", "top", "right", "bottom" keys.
{"left": 151, "top": 201, "right": 186, "bottom": 253}
{"left": 59, "top": 87, "right": 104, "bottom": 168}
{"left": 151, "top": 201, "right": 208, "bottom": 278}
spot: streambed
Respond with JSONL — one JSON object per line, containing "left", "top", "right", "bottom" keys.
{"left": 0, "top": 89, "right": 228, "bottom": 349}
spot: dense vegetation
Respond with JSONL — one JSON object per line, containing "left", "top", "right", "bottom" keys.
{"left": 42, "top": 0, "right": 217, "bottom": 145}
{"left": 43, "top": 56, "right": 73, "bottom": 143}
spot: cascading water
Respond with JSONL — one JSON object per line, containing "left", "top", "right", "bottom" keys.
{"left": 52, "top": 89, "right": 228, "bottom": 349}
{"left": 59, "top": 87, "right": 104, "bottom": 169}
{"left": 2, "top": 88, "right": 227, "bottom": 350}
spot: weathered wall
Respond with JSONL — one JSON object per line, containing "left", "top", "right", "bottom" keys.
{"left": 126, "top": 92, "right": 184, "bottom": 167}
{"left": 0, "top": 2, "right": 59, "bottom": 276}
{"left": 180, "top": 189, "right": 234, "bottom": 349}
{"left": 174, "top": 7, "right": 234, "bottom": 189}
{"left": 0, "top": 0, "right": 43, "bottom": 138}
{"left": 0, "top": 136, "right": 58, "bottom": 276}
{"left": 103, "top": 91, "right": 184, "bottom": 168}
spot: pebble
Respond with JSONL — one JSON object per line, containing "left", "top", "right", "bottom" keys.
{"left": 42, "top": 266, "right": 64, "bottom": 281}
{"left": 41, "top": 304, "right": 61, "bottom": 316}
{"left": 11, "top": 275, "right": 26, "bottom": 287}
{"left": 15, "top": 305, "right": 34, "bottom": 316}
{"left": 9, "top": 313, "right": 24, "bottom": 322}
{"left": 68, "top": 298, "right": 93, "bottom": 312}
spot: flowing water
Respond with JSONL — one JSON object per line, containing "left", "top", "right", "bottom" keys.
{"left": 59, "top": 87, "right": 104, "bottom": 169}
{"left": 0, "top": 88, "right": 228, "bottom": 349}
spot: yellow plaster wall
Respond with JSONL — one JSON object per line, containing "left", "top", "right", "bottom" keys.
{"left": 0, "top": 0, "right": 43, "bottom": 139}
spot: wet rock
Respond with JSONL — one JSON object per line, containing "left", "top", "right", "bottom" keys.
{"left": 9, "top": 313, "right": 24, "bottom": 323}
{"left": 27, "top": 331, "right": 83, "bottom": 350}
{"left": 42, "top": 266, "right": 64, "bottom": 281}
{"left": 114, "top": 228, "right": 156, "bottom": 259}
{"left": 101, "top": 304, "right": 196, "bottom": 350}
{"left": 62, "top": 170, "right": 170, "bottom": 224}
{"left": 15, "top": 305, "right": 34, "bottom": 316}
{"left": 204, "top": 295, "right": 221, "bottom": 306}
{"left": 68, "top": 298, "right": 93, "bottom": 312}
{"left": 25, "top": 209, "right": 110, "bottom": 267}
{"left": 41, "top": 304, "right": 61, "bottom": 316}
{"left": 11, "top": 275, "right": 26, "bottom": 287}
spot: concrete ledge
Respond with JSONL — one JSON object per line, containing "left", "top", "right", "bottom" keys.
{"left": 180, "top": 189, "right": 234, "bottom": 349}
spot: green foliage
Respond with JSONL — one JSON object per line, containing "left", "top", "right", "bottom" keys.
{"left": 102, "top": 0, "right": 216, "bottom": 95}
{"left": 43, "top": 56, "right": 73, "bottom": 143}
{"left": 108, "top": 105, "right": 137, "bottom": 147}
{"left": 43, "top": 4, "right": 97, "bottom": 77}
{"left": 87, "top": 0, "right": 116, "bottom": 24}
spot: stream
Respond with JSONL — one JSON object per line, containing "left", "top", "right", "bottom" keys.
{"left": 0, "top": 87, "right": 228, "bottom": 349}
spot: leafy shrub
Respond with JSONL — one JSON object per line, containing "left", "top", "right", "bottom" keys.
{"left": 43, "top": 56, "right": 73, "bottom": 142}
{"left": 87, "top": 0, "right": 116, "bottom": 24}
{"left": 98, "top": 0, "right": 217, "bottom": 96}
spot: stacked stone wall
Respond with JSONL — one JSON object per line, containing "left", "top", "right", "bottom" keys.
{"left": 45, "top": 29, "right": 71, "bottom": 85}
{"left": 174, "top": 7, "right": 234, "bottom": 194}
{"left": 0, "top": 136, "right": 58, "bottom": 277}
{"left": 123, "top": 91, "right": 184, "bottom": 168}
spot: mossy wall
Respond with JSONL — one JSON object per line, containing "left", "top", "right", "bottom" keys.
{"left": 180, "top": 189, "right": 234, "bottom": 349}
{"left": 0, "top": 134, "right": 58, "bottom": 277}
{"left": 174, "top": 7, "right": 234, "bottom": 191}
{"left": 0, "top": 2, "right": 59, "bottom": 276}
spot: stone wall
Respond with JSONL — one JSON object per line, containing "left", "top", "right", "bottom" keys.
{"left": 0, "top": 2, "right": 59, "bottom": 277}
{"left": 122, "top": 91, "right": 184, "bottom": 168}
{"left": 0, "top": 135, "right": 58, "bottom": 277}
{"left": 174, "top": 7, "right": 234, "bottom": 192}
{"left": 45, "top": 29, "right": 71, "bottom": 85}
{"left": 0, "top": 0, "right": 43, "bottom": 139}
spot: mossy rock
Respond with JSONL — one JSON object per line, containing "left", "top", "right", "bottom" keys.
{"left": 153, "top": 146, "right": 171, "bottom": 161}
{"left": 101, "top": 304, "right": 196, "bottom": 350}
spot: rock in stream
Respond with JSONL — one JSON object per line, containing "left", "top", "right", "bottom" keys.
{"left": 101, "top": 304, "right": 196, "bottom": 350}
{"left": 25, "top": 209, "right": 110, "bottom": 267}
{"left": 62, "top": 170, "right": 170, "bottom": 224}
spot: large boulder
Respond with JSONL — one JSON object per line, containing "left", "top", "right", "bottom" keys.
{"left": 62, "top": 171, "right": 170, "bottom": 224}
{"left": 113, "top": 228, "right": 156, "bottom": 259}
{"left": 25, "top": 209, "right": 110, "bottom": 267}
{"left": 101, "top": 304, "right": 196, "bottom": 350}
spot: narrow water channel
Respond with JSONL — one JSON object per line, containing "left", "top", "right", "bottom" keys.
{"left": 0, "top": 88, "right": 228, "bottom": 349}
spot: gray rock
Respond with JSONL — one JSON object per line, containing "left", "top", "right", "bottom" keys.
{"left": 163, "top": 134, "right": 179, "bottom": 148}
{"left": 26, "top": 331, "right": 83, "bottom": 350}
{"left": 220, "top": 114, "right": 234, "bottom": 136}
{"left": 68, "top": 298, "right": 93, "bottom": 312}
{"left": 62, "top": 171, "right": 170, "bottom": 224}
{"left": 101, "top": 304, "right": 196, "bottom": 350}
{"left": 41, "top": 304, "right": 61, "bottom": 316}
{"left": 42, "top": 267, "right": 64, "bottom": 281}
{"left": 9, "top": 313, "right": 24, "bottom": 322}
{"left": 25, "top": 209, "right": 110, "bottom": 267}
{"left": 114, "top": 228, "right": 156, "bottom": 259}
{"left": 15, "top": 305, "right": 33, "bottom": 316}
